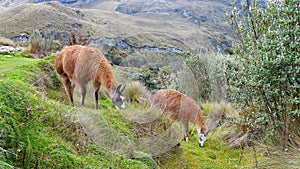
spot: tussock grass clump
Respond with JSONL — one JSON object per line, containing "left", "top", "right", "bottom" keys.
{"left": 202, "top": 101, "right": 249, "bottom": 149}
{"left": 29, "top": 30, "right": 46, "bottom": 53}
{"left": 24, "top": 30, "right": 55, "bottom": 58}
{"left": 203, "top": 101, "right": 239, "bottom": 126}
{"left": 123, "top": 81, "right": 150, "bottom": 105}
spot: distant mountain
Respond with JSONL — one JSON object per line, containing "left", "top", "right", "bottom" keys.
{"left": 0, "top": 0, "right": 261, "bottom": 54}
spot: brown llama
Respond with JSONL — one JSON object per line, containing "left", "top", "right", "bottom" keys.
{"left": 152, "top": 89, "right": 210, "bottom": 147}
{"left": 55, "top": 45, "right": 126, "bottom": 109}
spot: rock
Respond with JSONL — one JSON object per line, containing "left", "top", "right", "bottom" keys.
{"left": 71, "top": 22, "right": 83, "bottom": 28}
{"left": 0, "top": 36, "right": 16, "bottom": 46}
{"left": 0, "top": 46, "right": 24, "bottom": 53}
{"left": 115, "top": 4, "right": 143, "bottom": 15}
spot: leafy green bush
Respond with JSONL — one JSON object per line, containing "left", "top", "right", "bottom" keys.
{"left": 230, "top": 0, "right": 300, "bottom": 148}
{"left": 132, "top": 66, "right": 173, "bottom": 92}
{"left": 171, "top": 51, "right": 229, "bottom": 102}
{"left": 133, "top": 68, "right": 160, "bottom": 91}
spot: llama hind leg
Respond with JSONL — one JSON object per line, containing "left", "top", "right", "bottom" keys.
{"left": 61, "top": 76, "right": 74, "bottom": 105}
{"left": 93, "top": 84, "right": 100, "bottom": 109}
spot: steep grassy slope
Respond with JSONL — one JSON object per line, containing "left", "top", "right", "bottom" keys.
{"left": 0, "top": 52, "right": 156, "bottom": 168}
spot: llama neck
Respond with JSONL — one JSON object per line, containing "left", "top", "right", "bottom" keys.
{"left": 94, "top": 61, "right": 118, "bottom": 93}
{"left": 101, "top": 77, "right": 118, "bottom": 93}
{"left": 195, "top": 112, "right": 206, "bottom": 131}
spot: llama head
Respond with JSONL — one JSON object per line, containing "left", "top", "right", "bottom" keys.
{"left": 111, "top": 84, "right": 126, "bottom": 110}
{"left": 198, "top": 128, "right": 210, "bottom": 147}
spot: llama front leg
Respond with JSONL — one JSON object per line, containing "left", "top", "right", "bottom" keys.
{"left": 182, "top": 121, "right": 189, "bottom": 142}
{"left": 80, "top": 85, "right": 87, "bottom": 106}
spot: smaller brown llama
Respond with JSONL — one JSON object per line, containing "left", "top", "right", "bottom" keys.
{"left": 55, "top": 45, "right": 126, "bottom": 109}
{"left": 152, "top": 89, "right": 210, "bottom": 147}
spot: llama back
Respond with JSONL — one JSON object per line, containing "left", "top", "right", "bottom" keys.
{"left": 73, "top": 46, "right": 105, "bottom": 84}
{"left": 152, "top": 89, "right": 182, "bottom": 120}
{"left": 76, "top": 46, "right": 117, "bottom": 90}
{"left": 56, "top": 45, "right": 116, "bottom": 89}
{"left": 152, "top": 89, "right": 205, "bottom": 125}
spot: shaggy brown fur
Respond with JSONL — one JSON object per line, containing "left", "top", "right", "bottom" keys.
{"left": 152, "top": 89, "right": 207, "bottom": 141}
{"left": 56, "top": 45, "right": 119, "bottom": 109}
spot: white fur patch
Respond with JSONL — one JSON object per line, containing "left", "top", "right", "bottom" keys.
{"left": 121, "top": 96, "right": 125, "bottom": 101}
{"left": 120, "top": 102, "right": 125, "bottom": 109}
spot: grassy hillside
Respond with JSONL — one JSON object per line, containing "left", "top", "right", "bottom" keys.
{"left": 0, "top": 52, "right": 156, "bottom": 168}
{"left": 1, "top": 51, "right": 300, "bottom": 168}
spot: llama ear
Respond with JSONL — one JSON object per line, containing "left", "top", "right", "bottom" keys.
{"left": 120, "top": 84, "right": 126, "bottom": 93}
{"left": 116, "top": 84, "right": 122, "bottom": 91}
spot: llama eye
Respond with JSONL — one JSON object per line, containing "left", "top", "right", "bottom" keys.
{"left": 117, "top": 97, "right": 122, "bottom": 102}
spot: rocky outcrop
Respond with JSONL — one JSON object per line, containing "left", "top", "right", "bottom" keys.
{"left": 35, "top": 0, "right": 78, "bottom": 4}
{"left": 93, "top": 37, "right": 183, "bottom": 53}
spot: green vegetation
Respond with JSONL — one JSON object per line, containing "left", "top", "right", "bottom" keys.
{"left": 158, "top": 132, "right": 247, "bottom": 169}
{"left": 171, "top": 51, "right": 228, "bottom": 102}
{"left": 123, "top": 81, "right": 150, "bottom": 104}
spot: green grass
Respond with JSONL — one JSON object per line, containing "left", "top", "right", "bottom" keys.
{"left": 157, "top": 128, "right": 251, "bottom": 169}
{"left": 0, "top": 52, "right": 36, "bottom": 75}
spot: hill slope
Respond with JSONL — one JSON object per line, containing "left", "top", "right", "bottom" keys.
{"left": 0, "top": 2, "right": 96, "bottom": 41}
{"left": 0, "top": 0, "right": 234, "bottom": 52}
